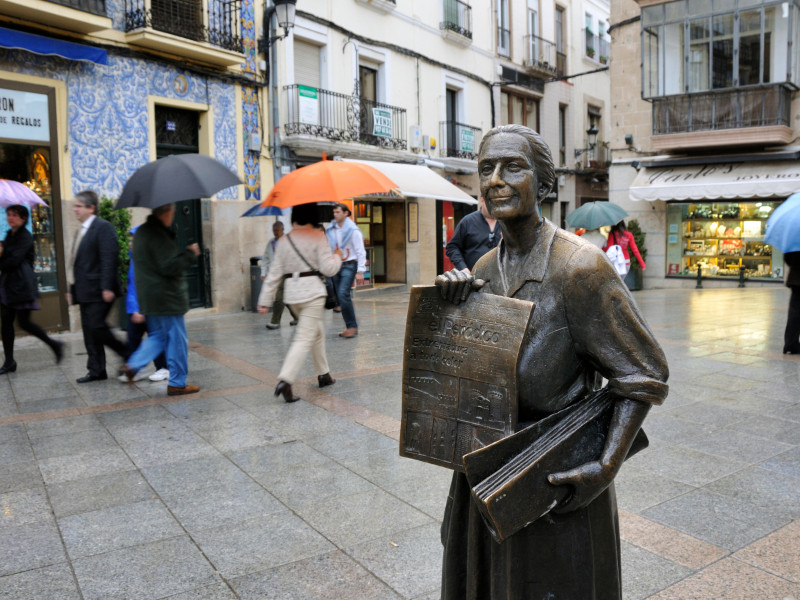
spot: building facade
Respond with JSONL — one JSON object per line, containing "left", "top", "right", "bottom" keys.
{"left": 609, "top": 0, "right": 800, "bottom": 289}
{"left": 0, "top": 0, "right": 269, "bottom": 331}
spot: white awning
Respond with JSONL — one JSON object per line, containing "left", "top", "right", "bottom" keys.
{"left": 629, "top": 161, "right": 800, "bottom": 202}
{"left": 343, "top": 159, "right": 478, "bottom": 204}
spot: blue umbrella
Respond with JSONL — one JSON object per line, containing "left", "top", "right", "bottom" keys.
{"left": 240, "top": 203, "right": 283, "bottom": 217}
{"left": 765, "top": 193, "right": 800, "bottom": 253}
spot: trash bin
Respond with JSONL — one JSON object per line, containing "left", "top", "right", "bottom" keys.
{"left": 250, "top": 256, "right": 262, "bottom": 312}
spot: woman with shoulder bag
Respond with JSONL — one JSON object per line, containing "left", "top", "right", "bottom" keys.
{"left": 257, "top": 203, "right": 343, "bottom": 402}
{"left": 0, "top": 204, "right": 64, "bottom": 374}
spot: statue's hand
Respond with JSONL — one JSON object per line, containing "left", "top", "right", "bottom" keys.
{"left": 434, "top": 269, "right": 486, "bottom": 305}
{"left": 547, "top": 460, "right": 618, "bottom": 514}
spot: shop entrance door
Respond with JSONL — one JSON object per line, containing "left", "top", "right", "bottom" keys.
{"left": 154, "top": 106, "right": 207, "bottom": 308}
{"left": 0, "top": 81, "right": 68, "bottom": 331}
{"left": 384, "top": 202, "right": 406, "bottom": 283}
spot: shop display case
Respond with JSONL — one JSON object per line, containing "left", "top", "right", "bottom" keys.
{"left": 31, "top": 203, "right": 59, "bottom": 292}
{"left": 667, "top": 201, "right": 784, "bottom": 280}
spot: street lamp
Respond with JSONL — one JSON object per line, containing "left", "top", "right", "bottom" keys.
{"left": 574, "top": 124, "right": 599, "bottom": 159}
{"left": 273, "top": 0, "right": 297, "bottom": 38}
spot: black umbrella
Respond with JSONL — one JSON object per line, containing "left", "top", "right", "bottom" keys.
{"left": 116, "top": 154, "right": 243, "bottom": 209}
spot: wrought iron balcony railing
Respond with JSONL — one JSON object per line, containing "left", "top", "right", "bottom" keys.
{"left": 440, "top": 121, "right": 482, "bottom": 160}
{"left": 124, "top": 0, "right": 242, "bottom": 53}
{"left": 652, "top": 84, "right": 792, "bottom": 135}
{"left": 284, "top": 85, "right": 407, "bottom": 151}
{"left": 47, "top": 0, "right": 107, "bottom": 16}
{"left": 576, "top": 143, "right": 610, "bottom": 170}
{"left": 440, "top": 0, "right": 472, "bottom": 40}
{"left": 523, "top": 34, "right": 564, "bottom": 77}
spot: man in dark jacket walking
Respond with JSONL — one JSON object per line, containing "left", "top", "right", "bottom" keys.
{"left": 68, "top": 190, "right": 129, "bottom": 383}
{"left": 783, "top": 251, "right": 800, "bottom": 354}
{"left": 445, "top": 197, "right": 499, "bottom": 273}
{"left": 120, "top": 203, "right": 200, "bottom": 395}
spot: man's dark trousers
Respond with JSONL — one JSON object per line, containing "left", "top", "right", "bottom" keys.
{"left": 80, "top": 301, "right": 128, "bottom": 376}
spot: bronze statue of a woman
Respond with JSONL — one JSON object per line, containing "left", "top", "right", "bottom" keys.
{"left": 435, "top": 125, "right": 669, "bottom": 599}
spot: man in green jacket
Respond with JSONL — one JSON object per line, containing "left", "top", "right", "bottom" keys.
{"left": 120, "top": 203, "right": 200, "bottom": 395}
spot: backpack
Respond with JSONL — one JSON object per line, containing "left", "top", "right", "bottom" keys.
{"left": 605, "top": 244, "right": 629, "bottom": 276}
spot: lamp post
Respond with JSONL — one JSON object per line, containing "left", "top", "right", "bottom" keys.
{"left": 574, "top": 124, "right": 599, "bottom": 159}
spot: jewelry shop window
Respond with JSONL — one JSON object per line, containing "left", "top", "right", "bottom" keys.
{"left": 665, "top": 201, "right": 785, "bottom": 280}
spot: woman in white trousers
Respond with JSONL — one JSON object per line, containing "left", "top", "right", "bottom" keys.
{"left": 258, "top": 204, "right": 342, "bottom": 402}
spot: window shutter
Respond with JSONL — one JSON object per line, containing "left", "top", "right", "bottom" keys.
{"left": 294, "top": 40, "right": 321, "bottom": 89}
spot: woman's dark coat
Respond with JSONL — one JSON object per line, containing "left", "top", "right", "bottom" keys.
{"left": 0, "top": 227, "right": 39, "bottom": 306}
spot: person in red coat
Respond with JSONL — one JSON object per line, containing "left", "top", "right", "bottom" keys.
{"left": 602, "top": 220, "right": 646, "bottom": 275}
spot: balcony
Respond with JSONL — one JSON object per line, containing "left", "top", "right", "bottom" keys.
{"left": 523, "top": 35, "right": 565, "bottom": 77}
{"left": 0, "top": 0, "right": 111, "bottom": 33}
{"left": 584, "top": 30, "right": 608, "bottom": 64}
{"left": 124, "top": 0, "right": 244, "bottom": 67}
{"left": 354, "top": 0, "right": 396, "bottom": 13}
{"left": 283, "top": 85, "right": 407, "bottom": 152}
{"left": 651, "top": 84, "right": 794, "bottom": 151}
{"left": 440, "top": 0, "right": 472, "bottom": 44}
{"left": 575, "top": 143, "right": 610, "bottom": 171}
{"left": 440, "top": 121, "right": 481, "bottom": 160}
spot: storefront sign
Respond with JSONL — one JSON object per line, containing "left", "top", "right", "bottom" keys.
{"left": 372, "top": 108, "right": 393, "bottom": 137}
{"left": 400, "top": 287, "right": 535, "bottom": 471}
{"left": 0, "top": 88, "right": 49, "bottom": 142}
{"left": 630, "top": 161, "right": 800, "bottom": 201}
{"left": 297, "top": 85, "right": 318, "bottom": 125}
{"left": 460, "top": 128, "right": 475, "bottom": 153}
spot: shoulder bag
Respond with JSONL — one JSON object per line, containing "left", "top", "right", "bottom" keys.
{"left": 285, "top": 234, "right": 337, "bottom": 309}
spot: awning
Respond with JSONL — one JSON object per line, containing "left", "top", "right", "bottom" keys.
{"left": 0, "top": 27, "right": 108, "bottom": 65}
{"left": 629, "top": 160, "right": 800, "bottom": 202}
{"left": 343, "top": 159, "right": 477, "bottom": 205}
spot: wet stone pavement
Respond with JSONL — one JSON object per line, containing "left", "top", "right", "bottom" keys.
{"left": 0, "top": 285, "right": 798, "bottom": 600}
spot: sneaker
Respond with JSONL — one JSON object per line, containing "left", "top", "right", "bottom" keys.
{"left": 149, "top": 368, "right": 170, "bottom": 382}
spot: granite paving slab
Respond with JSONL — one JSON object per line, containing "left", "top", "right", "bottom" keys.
{"left": 0, "top": 521, "right": 66, "bottom": 576}
{"left": 0, "top": 487, "right": 54, "bottom": 529}
{"left": 631, "top": 445, "right": 747, "bottom": 488}
{"left": 24, "top": 414, "right": 105, "bottom": 440}
{"left": 192, "top": 513, "right": 335, "bottom": 579}
{"left": 59, "top": 499, "right": 184, "bottom": 558}
{"left": 29, "top": 428, "right": 119, "bottom": 460}
{"left": 345, "top": 522, "right": 443, "bottom": 600}
{"left": 0, "top": 563, "right": 80, "bottom": 599}
{"left": 620, "top": 541, "right": 693, "bottom": 600}
{"left": 70, "top": 536, "right": 220, "bottom": 600}
{"left": 614, "top": 467, "right": 696, "bottom": 514}
{"left": 760, "top": 446, "right": 800, "bottom": 479}
{"left": 37, "top": 447, "right": 136, "bottom": 485}
{"left": 141, "top": 454, "right": 253, "bottom": 497}
{"left": 732, "top": 519, "right": 800, "bottom": 583}
{"left": 46, "top": 469, "right": 154, "bottom": 518}
{"left": 293, "top": 488, "right": 432, "bottom": 548}
{"left": 703, "top": 466, "right": 800, "bottom": 520}
{"left": 642, "top": 488, "right": 790, "bottom": 551}
{"left": 227, "top": 439, "right": 329, "bottom": 475}
{"left": 230, "top": 550, "right": 401, "bottom": 600}
{"left": 679, "top": 428, "right": 793, "bottom": 464}
{"left": 160, "top": 480, "right": 287, "bottom": 535}
{"left": 726, "top": 414, "right": 800, "bottom": 445}
{"left": 158, "top": 582, "right": 239, "bottom": 600}
{"left": 0, "top": 460, "right": 42, "bottom": 494}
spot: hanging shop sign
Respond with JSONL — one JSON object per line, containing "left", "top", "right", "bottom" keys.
{"left": 298, "top": 85, "right": 319, "bottom": 125}
{"left": 372, "top": 108, "right": 393, "bottom": 137}
{"left": 0, "top": 88, "right": 49, "bottom": 143}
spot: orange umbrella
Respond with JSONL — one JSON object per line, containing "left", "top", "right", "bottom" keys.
{"left": 259, "top": 159, "right": 397, "bottom": 210}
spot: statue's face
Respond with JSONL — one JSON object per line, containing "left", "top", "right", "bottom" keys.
{"left": 479, "top": 133, "right": 539, "bottom": 222}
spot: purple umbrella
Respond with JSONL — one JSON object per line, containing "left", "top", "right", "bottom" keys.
{"left": 0, "top": 179, "right": 47, "bottom": 208}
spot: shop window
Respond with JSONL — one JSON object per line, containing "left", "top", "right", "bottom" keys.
{"left": 665, "top": 201, "right": 785, "bottom": 280}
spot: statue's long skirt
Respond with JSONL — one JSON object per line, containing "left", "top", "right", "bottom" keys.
{"left": 440, "top": 472, "right": 621, "bottom": 600}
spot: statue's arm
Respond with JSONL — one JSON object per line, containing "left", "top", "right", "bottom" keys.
{"left": 548, "top": 398, "right": 650, "bottom": 513}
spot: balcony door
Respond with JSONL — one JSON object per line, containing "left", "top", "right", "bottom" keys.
{"left": 151, "top": 0, "right": 204, "bottom": 42}
{"left": 154, "top": 106, "right": 207, "bottom": 308}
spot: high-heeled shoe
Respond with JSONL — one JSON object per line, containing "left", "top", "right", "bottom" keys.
{"left": 317, "top": 373, "right": 335, "bottom": 388}
{"left": 274, "top": 380, "right": 300, "bottom": 403}
{"left": 0, "top": 361, "right": 17, "bottom": 375}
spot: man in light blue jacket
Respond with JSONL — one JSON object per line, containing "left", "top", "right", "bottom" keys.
{"left": 325, "top": 203, "right": 365, "bottom": 338}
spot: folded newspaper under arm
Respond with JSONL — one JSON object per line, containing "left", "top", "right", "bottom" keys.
{"left": 462, "top": 388, "right": 648, "bottom": 544}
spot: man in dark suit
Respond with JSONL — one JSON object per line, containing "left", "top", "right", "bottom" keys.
{"left": 67, "top": 190, "right": 128, "bottom": 383}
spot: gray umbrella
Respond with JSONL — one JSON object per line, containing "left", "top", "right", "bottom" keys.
{"left": 116, "top": 154, "right": 242, "bottom": 209}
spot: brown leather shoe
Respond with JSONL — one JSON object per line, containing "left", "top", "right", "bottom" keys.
{"left": 118, "top": 364, "right": 136, "bottom": 383}
{"left": 167, "top": 384, "right": 200, "bottom": 396}
{"left": 339, "top": 328, "right": 358, "bottom": 338}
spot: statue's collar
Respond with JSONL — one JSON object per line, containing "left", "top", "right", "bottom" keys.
{"left": 495, "top": 218, "right": 557, "bottom": 297}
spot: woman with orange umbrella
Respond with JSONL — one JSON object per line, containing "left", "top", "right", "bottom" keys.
{"left": 257, "top": 203, "right": 343, "bottom": 403}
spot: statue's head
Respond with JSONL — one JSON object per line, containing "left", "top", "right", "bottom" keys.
{"left": 477, "top": 125, "right": 555, "bottom": 222}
